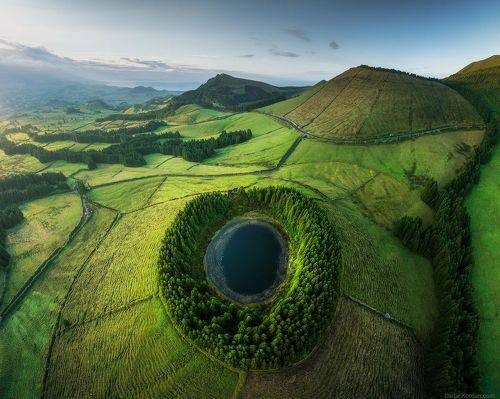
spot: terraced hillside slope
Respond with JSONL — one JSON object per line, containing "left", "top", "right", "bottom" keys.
{"left": 262, "top": 66, "right": 482, "bottom": 140}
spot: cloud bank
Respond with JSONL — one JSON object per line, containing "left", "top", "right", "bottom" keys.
{"left": 286, "top": 28, "right": 310, "bottom": 42}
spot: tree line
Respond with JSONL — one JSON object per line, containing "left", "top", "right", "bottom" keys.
{"left": 0, "top": 172, "right": 68, "bottom": 272}
{"left": 359, "top": 65, "right": 441, "bottom": 83}
{"left": 0, "top": 129, "right": 252, "bottom": 168}
{"left": 158, "top": 187, "right": 341, "bottom": 369}
{"left": 27, "top": 120, "right": 168, "bottom": 144}
{"left": 395, "top": 116, "right": 497, "bottom": 396}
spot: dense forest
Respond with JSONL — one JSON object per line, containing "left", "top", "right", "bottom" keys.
{"left": 0, "top": 172, "right": 68, "bottom": 272}
{"left": 159, "top": 187, "right": 341, "bottom": 369}
{"left": 396, "top": 112, "right": 498, "bottom": 395}
{"left": 27, "top": 120, "right": 168, "bottom": 144}
{"left": 0, "top": 129, "right": 252, "bottom": 168}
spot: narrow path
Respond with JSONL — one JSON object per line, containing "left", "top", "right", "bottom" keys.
{"left": 340, "top": 292, "right": 421, "bottom": 345}
{"left": 0, "top": 193, "right": 91, "bottom": 325}
{"left": 142, "top": 175, "right": 168, "bottom": 207}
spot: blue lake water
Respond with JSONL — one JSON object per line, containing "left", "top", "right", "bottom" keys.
{"left": 221, "top": 223, "right": 283, "bottom": 295}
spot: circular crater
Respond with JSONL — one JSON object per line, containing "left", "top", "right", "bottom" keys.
{"left": 205, "top": 218, "right": 288, "bottom": 304}
{"left": 158, "top": 187, "right": 341, "bottom": 370}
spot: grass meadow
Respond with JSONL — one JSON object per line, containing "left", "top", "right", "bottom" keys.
{"left": 466, "top": 145, "right": 500, "bottom": 394}
{"left": 1, "top": 193, "right": 82, "bottom": 310}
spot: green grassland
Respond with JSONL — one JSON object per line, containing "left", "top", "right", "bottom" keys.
{"left": 166, "top": 104, "right": 231, "bottom": 125}
{"left": 174, "top": 111, "right": 286, "bottom": 139}
{"left": 0, "top": 207, "right": 117, "bottom": 399}
{"left": 88, "top": 176, "right": 166, "bottom": 212}
{"left": 330, "top": 202, "right": 437, "bottom": 340}
{"left": 466, "top": 145, "right": 500, "bottom": 394}
{"left": 43, "top": 198, "right": 240, "bottom": 398}
{"left": 263, "top": 66, "right": 481, "bottom": 139}
{"left": 0, "top": 150, "right": 44, "bottom": 177}
{"left": 1, "top": 193, "right": 82, "bottom": 310}
{"left": 287, "top": 130, "right": 484, "bottom": 185}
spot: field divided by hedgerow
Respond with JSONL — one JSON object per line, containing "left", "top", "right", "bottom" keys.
{"left": 287, "top": 130, "right": 484, "bottom": 185}
{"left": 1, "top": 193, "right": 82, "bottom": 310}
{"left": 148, "top": 175, "right": 260, "bottom": 205}
{"left": 0, "top": 150, "right": 44, "bottom": 177}
{"left": 44, "top": 198, "right": 239, "bottom": 397}
{"left": 167, "top": 104, "right": 231, "bottom": 125}
{"left": 88, "top": 176, "right": 166, "bottom": 211}
{"left": 205, "top": 126, "right": 299, "bottom": 168}
{"left": 0, "top": 207, "right": 117, "bottom": 399}
{"left": 174, "top": 112, "right": 286, "bottom": 139}
{"left": 44, "top": 297, "right": 239, "bottom": 398}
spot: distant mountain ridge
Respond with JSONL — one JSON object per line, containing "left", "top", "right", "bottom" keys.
{"left": 170, "top": 73, "right": 308, "bottom": 111}
{"left": 0, "top": 64, "right": 179, "bottom": 116}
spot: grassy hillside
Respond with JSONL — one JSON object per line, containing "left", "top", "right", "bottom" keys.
{"left": 446, "top": 55, "right": 500, "bottom": 118}
{"left": 262, "top": 66, "right": 482, "bottom": 139}
{"left": 455, "top": 55, "right": 500, "bottom": 75}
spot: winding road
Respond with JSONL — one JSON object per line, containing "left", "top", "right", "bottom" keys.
{"left": 260, "top": 110, "right": 484, "bottom": 145}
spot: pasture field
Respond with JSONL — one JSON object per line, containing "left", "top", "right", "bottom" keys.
{"left": 0, "top": 150, "right": 44, "bottom": 177}
{"left": 44, "top": 198, "right": 239, "bottom": 398}
{"left": 45, "top": 297, "right": 239, "bottom": 399}
{"left": 240, "top": 296, "right": 425, "bottom": 398}
{"left": 205, "top": 126, "right": 299, "bottom": 168}
{"left": 148, "top": 175, "right": 260, "bottom": 205}
{"left": 55, "top": 199, "right": 188, "bottom": 326}
{"left": 8, "top": 107, "right": 106, "bottom": 132}
{"left": 40, "top": 160, "right": 88, "bottom": 176}
{"left": 74, "top": 159, "right": 261, "bottom": 187}
{"left": 466, "top": 145, "right": 500, "bottom": 394}
{"left": 0, "top": 207, "right": 117, "bottom": 399}
{"left": 166, "top": 104, "right": 231, "bottom": 125}
{"left": 1, "top": 193, "right": 82, "bottom": 310}
{"left": 88, "top": 175, "right": 166, "bottom": 212}
{"left": 286, "top": 130, "right": 484, "bottom": 186}
{"left": 174, "top": 112, "right": 287, "bottom": 139}
{"left": 263, "top": 67, "right": 481, "bottom": 139}
{"left": 329, "top": 202, "right": 437, "bottom": 340}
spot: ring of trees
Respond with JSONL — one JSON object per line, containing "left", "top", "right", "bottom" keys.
{"left": 158, "top": 187, "right": 341, "bottom": 369}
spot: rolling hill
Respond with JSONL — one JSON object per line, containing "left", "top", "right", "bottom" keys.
{"left": 261, "top": 66, "right": 482, "bottom": 140}
{"left": 171, "top": 73, "right": 306, "bottom": 111}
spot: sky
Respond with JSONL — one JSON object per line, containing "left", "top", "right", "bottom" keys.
{"left": 0, "top": 0, "right": 499, "bottom": 90}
